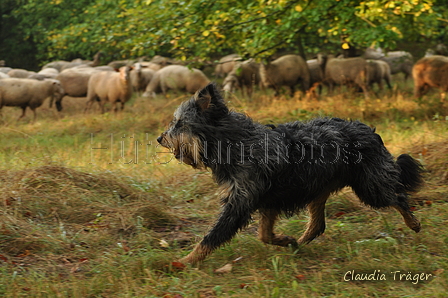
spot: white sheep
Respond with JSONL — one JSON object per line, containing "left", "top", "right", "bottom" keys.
{"left": 0, "top": 78, "right": 65, "bottom": 121}
{"left": 84, "top": 66, "right": 133, "bottom": 113}
{"left": 130, "top": 63, "right": 156, "bottom": 94}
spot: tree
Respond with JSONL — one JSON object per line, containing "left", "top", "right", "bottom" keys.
{"left": 2, "top": 0, "right": 445, "bottom": 68}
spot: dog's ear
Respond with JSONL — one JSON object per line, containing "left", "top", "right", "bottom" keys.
{"left": 195, "top": 83, "right": 224, "bottom": 112}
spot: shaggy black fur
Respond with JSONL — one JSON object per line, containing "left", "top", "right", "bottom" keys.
{"left": 157, "top": 83, "right": 425, "bottom": 264}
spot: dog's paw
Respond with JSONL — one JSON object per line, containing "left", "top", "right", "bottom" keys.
{"left": 271, "top": 235, "right": 298, "bottom": 248}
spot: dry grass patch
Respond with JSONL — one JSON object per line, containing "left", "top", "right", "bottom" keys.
{"left": 0, "top": 166, "right": 178, "bottom": 256}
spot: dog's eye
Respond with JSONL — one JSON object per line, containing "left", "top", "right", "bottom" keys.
{"left": 175, "top": 120, "right": 183, "bottom": 128}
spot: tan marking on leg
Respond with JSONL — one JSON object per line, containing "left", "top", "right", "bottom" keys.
{"left": 179, "top": 243, "right": 214, "bottom": 265}
{"left": 258, "top": 209, "right": 278, "bottom": 244}
{"left": 259, "top": 209, "right": 297, "bottom": 247}
{"left": 393, "top": 205, "right": 421, "bottom": 233}
{"left": 297, "top": 193, "right": 330, "bottom": 245}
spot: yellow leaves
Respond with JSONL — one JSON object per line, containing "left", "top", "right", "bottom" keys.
{"left": 275, "top": 19, "right": 281, "bottom": 25}
{"left": 214, "top": 32, "right": 225, "bottom": 39}
{"left": 391, "top": 26, "right": 401, "bottom": 35}
{"left": 342, "top": 42, "right": 350, "bottom": 49}
{"left": 385, "top": 2, "right": 395, "bottom": 9}
{"left": 202, "top": 27, "right": 225, "bottom": 39}
{"left": 295, "top": 5, "right": 303, "bottom": 12}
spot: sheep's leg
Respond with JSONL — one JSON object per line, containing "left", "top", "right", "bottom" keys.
{"left": 385, "top": 77, "right": 392, "bottom": 90}
{"left": 378, "top": 80, "right": 384, "bottom": 92}
{"left": 328, "top": 82, "right": 334, "bottom": 96}
{"left": 289, "top": 86, "right": 295, "bottom": 98}
{"left": 415, "top": 84, "right": 430, "bottom": 98}
{"left": 84, "top": 99, "right": 95, "bottom": 113}
{"left": 17, "top": 107, "right": 27, "bottom": 120}
{"left": 31, "top": 108, "right": 37, "bottom": 122}
{"left": 247, "top": 85, "right": 253, "bottom": 99}
{"left": 358, "top": 83, "right": 369, "bottom": 99}
{"left": 97, "top": 100, "right": 106, "bottom": 114}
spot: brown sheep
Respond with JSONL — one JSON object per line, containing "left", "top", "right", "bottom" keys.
{"left": 259, "top": 54, "right": 310, "bottom": 97}
{"left": 0, "top": 78, "right": 64, "bottom": 121}
{"left": 412, "top": 55, "right": 448, "bottom": 98}
{"left": 323, "top": 56, "right": 370, "bottom": 98}
{"left": 222, "top": 59, "right": 261, "bottom": 98}
{"left": 364, "top": 48, "right": 413, "bottom": 81}
{"left": 366, "top": 60, "right": 392, "bottom": 92}
{"left": 380, "top": 51, "right": 413, "bottom": 81}
{"left": 142, "top": 65, "right": 210, "bottom": 98}
{"left": 85, "top": 66, "right": 133, "bottom": 113}
{"left": 214, "top": 54, "right": 241, "bottom": 78}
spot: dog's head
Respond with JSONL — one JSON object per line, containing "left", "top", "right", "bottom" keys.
{"left": 157, "top": 83, "right": 229, "bottom": 169}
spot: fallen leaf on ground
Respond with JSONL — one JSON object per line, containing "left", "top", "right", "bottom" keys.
{"left": 171, "top": 261, "right": 186, "bottom": 270}
{"left": 214, "top": 263, "right": 232, "bottom": 274}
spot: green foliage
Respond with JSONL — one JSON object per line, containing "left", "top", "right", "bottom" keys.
{"left": 1, "top": 1, "right": 447, "bottom": 68}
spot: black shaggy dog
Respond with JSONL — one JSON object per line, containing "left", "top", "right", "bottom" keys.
{"left": 157, "top": 83, "right": 424, "bottom": 264}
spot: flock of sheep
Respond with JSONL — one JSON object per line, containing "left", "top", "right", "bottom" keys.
{"left": 0, "top": 48, "right": 447, "bottom": 121}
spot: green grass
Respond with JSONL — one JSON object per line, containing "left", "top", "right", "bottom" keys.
{"left": 0, "top": 81, "right": 447, "bottom": 297}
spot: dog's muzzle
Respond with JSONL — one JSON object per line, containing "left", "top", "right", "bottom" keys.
{"left": 157, "top": 133, "right": 171, "bottom": 149}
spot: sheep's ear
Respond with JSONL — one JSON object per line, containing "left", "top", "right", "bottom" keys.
{"left": 195, "top": 83, "right": 223, "bottom": 112}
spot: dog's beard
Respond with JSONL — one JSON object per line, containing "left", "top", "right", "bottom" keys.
{"left": 161, "top": 133, "right": 205, "bottom": 169}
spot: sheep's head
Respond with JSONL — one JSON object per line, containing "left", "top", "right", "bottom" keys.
{"left": 51, "top": 80, "right": 65, "bottom": 111}
{"left": 222, "top": 74, "right": 238, "bottom": 93}
{"left": 117, "top": 65, "right": 133, "bottom": 83}
{"left": 259, "top": 62, "right": 275, "bottom": 88}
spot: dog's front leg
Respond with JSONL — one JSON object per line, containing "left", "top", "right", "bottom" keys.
{"left": 179, "top": 203, "right": 253, "bottom": 265}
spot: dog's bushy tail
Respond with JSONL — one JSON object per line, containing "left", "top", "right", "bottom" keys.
{"left": 396, "top": 154, "right": 425, "bottom": 193}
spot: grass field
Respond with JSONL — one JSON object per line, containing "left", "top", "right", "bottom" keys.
{"left": 0, "top": 80, "right": 447, "bottom": 297}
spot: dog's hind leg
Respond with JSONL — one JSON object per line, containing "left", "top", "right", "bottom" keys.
{"left": 258, "top": 209, "right": 298, "bottom": 247}
{"left": 392, "top": 194, "right": 421, "bottom": 233}
{"left": 297, "top": 192, "right": 330, "bottom": 245}
{"left": 350, "top": 173, "right": 421, "bottom": 233}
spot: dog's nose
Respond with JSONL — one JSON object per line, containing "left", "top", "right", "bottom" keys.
{"left": 157, "top": 136, "right": 163, "bottom": 144}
